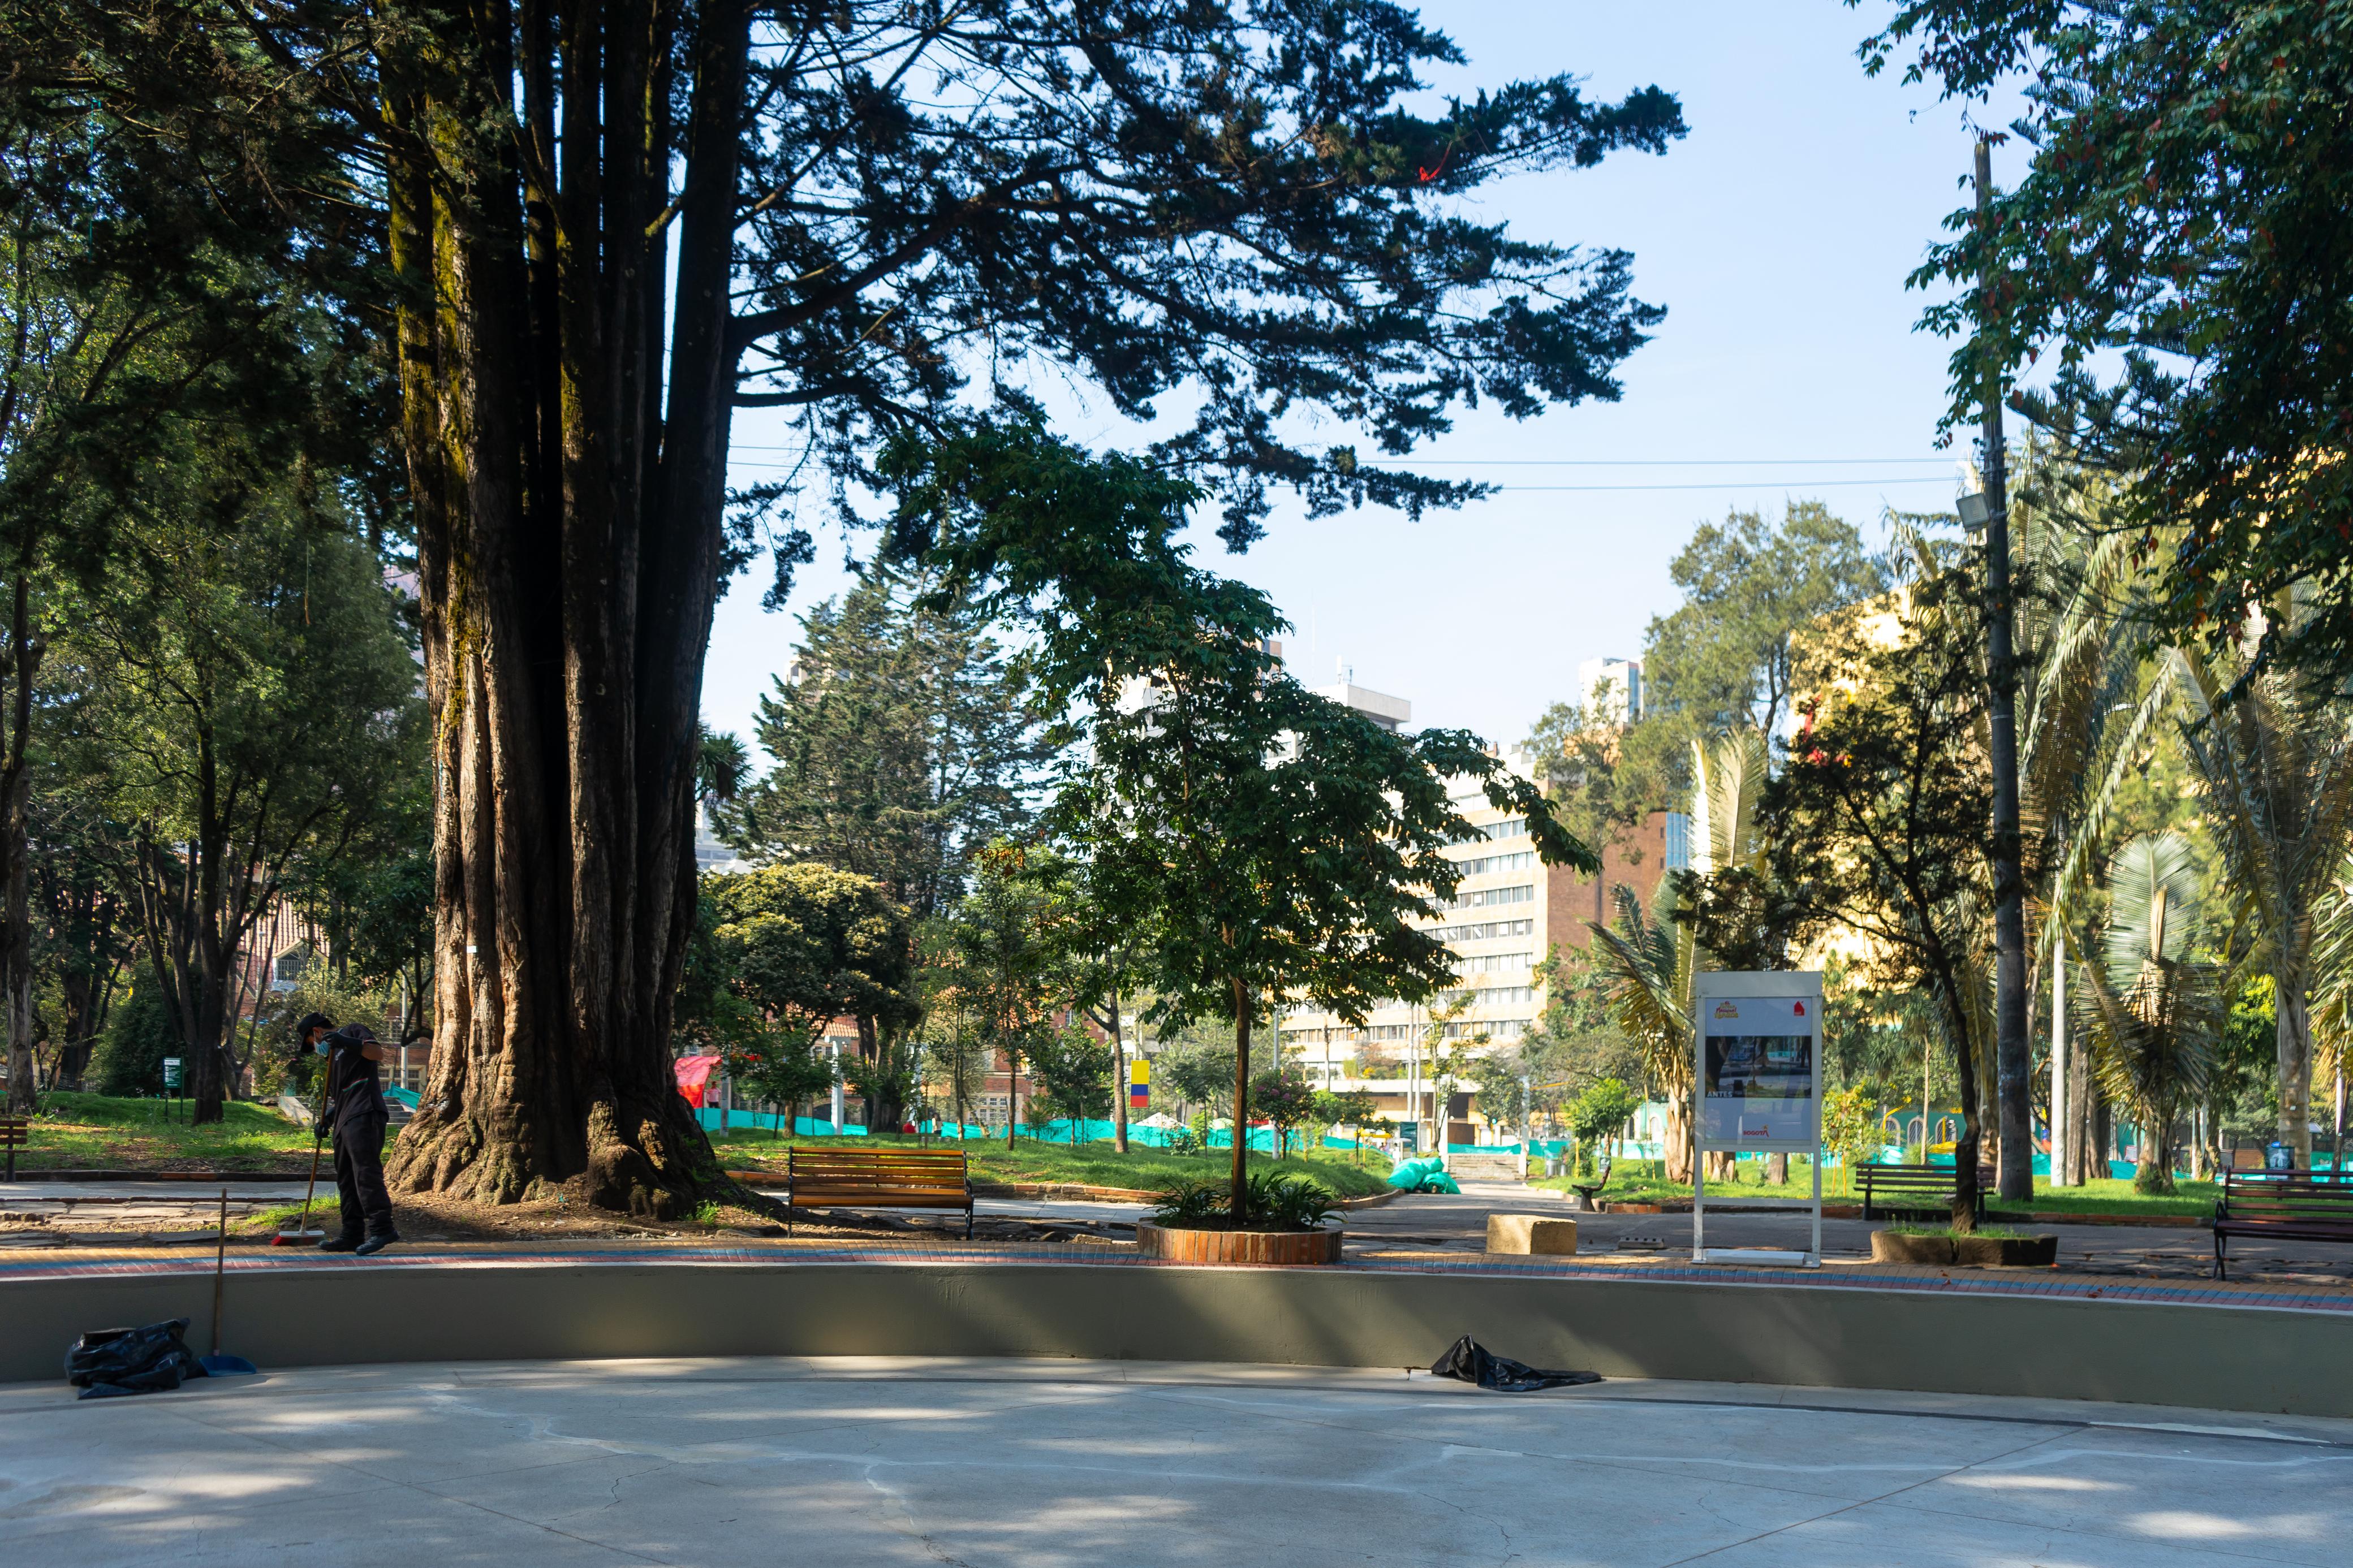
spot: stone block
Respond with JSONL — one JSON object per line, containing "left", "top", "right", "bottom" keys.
{"left": 1485, "top": 1213, "right": 1577, "bottom": 1255}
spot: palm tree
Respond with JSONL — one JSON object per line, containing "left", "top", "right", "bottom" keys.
{"left": 1587, "top": 881, "right": 1696, "bottom": 1183}
{"left": 2168, "top": 647, "right": 2353, "bottom": 1168}
{"left": 2300, "top": 859, "right": 2353, "bottom": 1168}
{"left": 2013, "top": 456, "right": 2176, "bottom": 1187}
{"left": 2075, "top": 833, "right": 2218, "bottom": 1194}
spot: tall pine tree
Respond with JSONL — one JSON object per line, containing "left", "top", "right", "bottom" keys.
{"left": 722, "top": 565, "right": 1042, "bottom": 921}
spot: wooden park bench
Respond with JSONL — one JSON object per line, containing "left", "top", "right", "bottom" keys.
{"left": 2213, "top": 1169, "right": 2353, "bottom": 1280}
{"left": 1858, "top": 1162, "right": 1996, "bottom": 1223}
{"left": 0, "top": 1114, "right": 25, "bottom": 1182}
{"left": 785, "top": 1146, "right": 973, "bottom": 1238}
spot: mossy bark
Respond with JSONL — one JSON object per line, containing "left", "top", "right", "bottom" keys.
{"left": 376, "top": 0, "right": 749, "bottom": 1218}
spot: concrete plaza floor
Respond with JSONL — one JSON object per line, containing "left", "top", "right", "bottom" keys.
{"left": 2, "top": 1357, "right": 2346, "bottom": 1566}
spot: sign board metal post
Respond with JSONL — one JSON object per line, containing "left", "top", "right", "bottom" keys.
{"left": 1692, "top": 971, "right": 1825, "bottom": 1267}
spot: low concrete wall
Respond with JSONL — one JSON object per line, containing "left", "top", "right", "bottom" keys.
{"left": 8, "top": 1262, "right": 2339, "bottom": 1416}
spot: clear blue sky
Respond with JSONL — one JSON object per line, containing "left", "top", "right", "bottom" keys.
{"left": 703, "top": 3, "right": 2025, "bottom": 756}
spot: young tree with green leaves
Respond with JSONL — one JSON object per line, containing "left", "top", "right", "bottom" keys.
{"left": 1029, "top": 1022, "right": 1113, "bottom": 1142}
{"left": 700, "top": 865, "right": 921, "bottom": 1131}
{"left": 1566, "top": 1077, "right": 1640, "bottom": 1178}
{"left": 1759, "top": 565, "right": 1998, "bottom": 1228}
{"left": 1251, "top": 1067, "right": 1319, "bottom": 1160}
{"left": 891, "top": 417, "right": 1596, "bottom": 1219}
{"left": 941, "top": 843, "right": 1075, "bottom": 1147}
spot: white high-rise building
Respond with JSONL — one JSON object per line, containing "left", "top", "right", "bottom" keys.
{"left": 1578, "top": 656, "right": 1641, "bottom": 724}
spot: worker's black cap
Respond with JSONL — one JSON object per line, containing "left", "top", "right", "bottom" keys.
{"left": 295, "top": 1012, "right": 335, "bottom": 1036}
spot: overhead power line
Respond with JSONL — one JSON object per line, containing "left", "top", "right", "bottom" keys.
{"left": 722, "top": 459, "right": 1959, "bottom": 494}
{"left": 724, "top": 445, "right": 1954, "bottom": 467}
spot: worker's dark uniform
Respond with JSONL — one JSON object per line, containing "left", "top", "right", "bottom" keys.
{"left": 321, "top": 1029, "right": 397, "bottom": 1243}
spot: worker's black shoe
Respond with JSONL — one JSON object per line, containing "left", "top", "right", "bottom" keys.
{"left": 354, "top": 1233, "right": 400, "bottom": 1257}
{"left": 317, "top": 1234, "right": 361, "bottom": 1252}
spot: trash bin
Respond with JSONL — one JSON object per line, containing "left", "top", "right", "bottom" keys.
{"left": 2265, "top": 1141, "right": 2295, "bottom": 1172}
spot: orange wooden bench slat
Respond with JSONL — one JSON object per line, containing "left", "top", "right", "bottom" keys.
{"left": 786, "top": 1146, "right": 974, "bottom": 1238}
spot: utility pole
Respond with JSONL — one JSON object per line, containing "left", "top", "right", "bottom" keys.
{"left": 1974, "top": 136, "right": 2035, "bottom": 1204}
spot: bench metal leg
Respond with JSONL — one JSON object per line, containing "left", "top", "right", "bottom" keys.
{"left": 2213, "top": 1230, "right": 2226, "bottom": 1281}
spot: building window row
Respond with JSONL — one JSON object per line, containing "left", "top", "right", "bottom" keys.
{"left": 1443, "top": 816, "right": 1527, "bottom": 847}
{"left": 1442, "top": 986, "right": 1536, "bottom": 1009}
{"left": 1449, "top": 849, "right": 1536, "bottom": 877}
{"left": 1438, "top": 1018, "right": 1530, "bottom": 1040}
{"left": 1454, "top": 951, "right": 1532, "bottom": 977}
{"left": 1431, "top": 917, "right": 1535, "bottom": 943}
{"left": 1442, "top": 883, "right": 1535, "bottom": 912}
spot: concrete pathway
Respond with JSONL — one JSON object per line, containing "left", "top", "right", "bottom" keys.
{"left": 12, "top": 1175, "right": 2353, "bottom": 1284}
{"left": 1348, "top": 1181, "right": 2353, "bottom": 1283}
{"left": 2, "top": 1357, "right": 2344, "bottom": 1566}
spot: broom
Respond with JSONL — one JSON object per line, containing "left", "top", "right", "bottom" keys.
{"left": 202, "top": 1187, "right": 258, "bottom": 1376}
{"left": 273, "top": 1121, "right": 327, "bottom": 1246}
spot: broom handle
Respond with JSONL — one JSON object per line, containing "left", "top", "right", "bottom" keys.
{"left": 297, "top": 1123, "right": 324, "bottom": 1230}
{"left": 212, "top": 1187, "right": 227, "bottom": 1357}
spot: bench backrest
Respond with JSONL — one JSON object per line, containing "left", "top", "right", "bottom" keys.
{"left": 1858, "top": 1163, "right": 1994, "bottom": 1187}
{"left": 788, "top": 1147, "right": 967, "bottom": 1195}
{"left": 0, "top": 1117, "right": 26, "bottom": 1147}
{"left": 2220, "top": 1169, "right": 2353, "bottom": 1223}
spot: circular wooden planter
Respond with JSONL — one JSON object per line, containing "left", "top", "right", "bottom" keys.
{"left": 1871, "top": 1231, "right": 2059, "bottom": 1267}
{"left": 1134, "top": 1220, "right": 1343, "bottom": 1265}
{"left": 1956, "top": 1234, "right": 2058, "bottom": 1268}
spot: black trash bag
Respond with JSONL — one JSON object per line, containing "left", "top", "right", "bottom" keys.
{"left": 1429, "top": 1334, "right": 1601, "bottom": 1393}
{"left": 64, "top": 1319, "right": 210, "bottom": 1401}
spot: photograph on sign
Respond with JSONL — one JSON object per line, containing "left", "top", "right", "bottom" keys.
{"left": 1699, "top": 997, "right": 1815, "bottom": 1143}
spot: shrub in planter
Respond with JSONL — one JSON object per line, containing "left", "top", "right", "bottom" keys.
{"left": 1140, "top": 1175, "right": 1344, "bottom": 1263}
{"left": 1147, "top": 1174, "right": 1336, "bottom": 1232}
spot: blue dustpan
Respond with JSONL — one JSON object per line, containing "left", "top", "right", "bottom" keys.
{"left": 201, "top": 1354, "right": 258, "bottom": 1377}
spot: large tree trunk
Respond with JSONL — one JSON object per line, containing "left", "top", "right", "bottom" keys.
{"left": 1662, "top": 1095, "right": 1693, "bottom": 1185}
{"left": 1933, "top": 973, "right": 1985, "bottom": 1232}
{"left": 2278, "top": 961, "right": 2315, "bottom": 1168}
{"left": 1, "top": 574, "right": 38, "bottom": 1115}
{"left": 380, "top": 0, "right": 749, "bottom": 1217}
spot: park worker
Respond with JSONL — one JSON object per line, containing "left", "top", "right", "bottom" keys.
{"left": 303, "top": 1019, "right": 400, "bottom": 1255}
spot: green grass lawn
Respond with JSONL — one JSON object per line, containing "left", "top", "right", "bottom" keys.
{"left": 10, "top": 1092, "right": 1382, "bottom": 1195}
{"left": 18, "top": 1091, "right": 316, "bottom": 1171}
{"left": 705, "top": 1126, "right": 1390, "bottom": 1198}
{"left": 1986, "top": 1178, "right": 2217, "bottom": 1218}
{"left": 1529, "top": 1157, "right": 1828, "bottom": 1206}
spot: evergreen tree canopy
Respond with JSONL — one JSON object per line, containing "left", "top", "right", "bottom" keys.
{"left": 19, "top": 0, "right": 1684, "bottom": 1211}
{"left": 722, "top": 566, "right": 1043, "bottom": 920}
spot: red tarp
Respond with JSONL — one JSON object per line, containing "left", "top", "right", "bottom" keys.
{"left": 673, "top": 1053, "right": 719, "bottom": 1108}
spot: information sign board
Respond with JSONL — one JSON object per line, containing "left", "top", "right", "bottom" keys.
{"left": 1700, "top": 996, "right": 1818, "bottom": 1147}
{"left": 161, "top": 1057, "right": 183, "bottom": 1089}
{"left": 1692, "top": 971, "right": 1824, "bottom": 1267}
